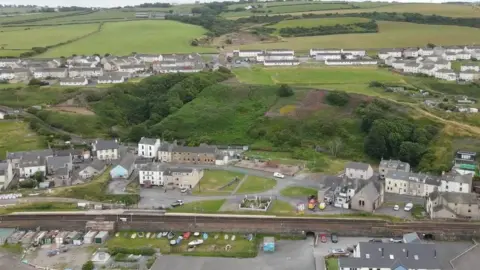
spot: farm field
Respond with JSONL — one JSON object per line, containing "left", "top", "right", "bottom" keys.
{"left": 0, "top": 49, "right": 29, "bottom": 57}
{"left": 40, "top": 20, "right": 215, "bottom": 57}
{"left": 271, "top": 17, "right": 370, "bottom": 29}
{"left": 0, "top": 23, "right": 98, "bottom": 50}
{"left": 0, "top": 11, "right": 79, "bottom": 24}
{"left": 234, "top": 21, "right": 480, "bottom": 51}
{"left": 0, "top": 121, "right": 43, "bottom": 160}
{"left": 225, "top": 2, "right": 353, "bottom": 17}
{"left": 22, "top": 10, "right": 137, "bottom": 25}
{"left": 226, "top": 3, "right": 480, "bottom": 18}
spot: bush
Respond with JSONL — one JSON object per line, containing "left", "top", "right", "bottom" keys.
{"left": 19, "top": 180, "right": 37, "bottom": 189}
{"left": 82, "top": 261, "right": 94, "bottom": 270}
{"left": 277, "top": 84, "right": 294, "bottom": 97}
{"left": 109, "top": 247, "right": 155, "bottom": 256}
{"left": 28, "top": 79, "right": 43, "bottom": 86}
{"left": 325, "top": 92, "right": 350, "bottom": 106}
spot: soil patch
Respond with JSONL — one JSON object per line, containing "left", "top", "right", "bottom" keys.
{"left": 48, "top": 106, "right": 95, "bottom": 115}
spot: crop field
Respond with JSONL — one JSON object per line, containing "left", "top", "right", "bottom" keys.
{"left": 271, "top": 17, "right": 370, "bottom": 29}
{"left": 235, "top": 21, "right": 480, "bottom": 51}
{"left": 40, "top": 20, "right": 214, "bottom": 57}
{"left": 275, "top": 3, "right": 480, "bottom": 17}
{"left": 22, "top": 10, "right": 138, "bottom": 25}
{"left": 0, "top": 11, "right": 79, "bottom": 24}
{"left": 224, "top": 2, "right": 353, "bottom": 17}
{"left": 0, "top": 23, "right": 98, "bottom": 50}
{"left": 0, "top": 121, "right": 43, "bottom": 160}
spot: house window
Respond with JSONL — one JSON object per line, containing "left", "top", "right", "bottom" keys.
{"left": 468, "top": 209, "right": 471, "bottom": 213}
{"left": 395, "top": 184, "right": 397, "bottom": 187}
{"left": 460, "top": 187, "right": 463, "bottom": 192}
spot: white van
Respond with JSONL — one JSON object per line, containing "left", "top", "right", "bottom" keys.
{"left": 273, "top": 172, "right": 285, "bottom": 179}
{"left": 404, "top": 202, "right": 413, "bottom": 212}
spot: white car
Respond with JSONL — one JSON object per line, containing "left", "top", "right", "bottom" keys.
{"left": 176, "top": 200, "right": 184, "bottom": 206}
{"left": 273, "top": 172, "right": 285, "bottom": 179}
{"left": 404, "top": 203, "right": 413, "bottom": 212}
{"left": 393, "top": 205, "right": 399, "bottom": 211}
{"left": 180, "top": 188, "right": 188, "bottom": 193}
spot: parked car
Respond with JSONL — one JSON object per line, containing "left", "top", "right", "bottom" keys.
{"left": 180, "top": 188, "right": 188, "bottom": 193}
{"left": 390, "top": 237, "right": 403, "bottom": 243}
{"left": 171, "top": 200, "right": 184, "bottom": 207}
{"left": 273, "top": 172, "right": 285, "bottom": 179}
{"left": 369, "top": 239, "right": 383, "bottom": 243}
{"left": 320, "top": 234, "right": 327, "bottom": 243}
{"left": 329, "top": 248, "right": 349, "bottom": 257}
{"left": 331, "top": 233, "right": 338, "bottom": 243}
{"left": 404, "top": 202, "right": 413, "bottom": 212}
{"left": 393, "top": 204, "right": 400, "bottom": 211}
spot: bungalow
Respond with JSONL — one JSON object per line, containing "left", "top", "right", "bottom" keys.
{"left": 59, "top": 77, "right": 88, "bottom": 86}
{"left": 97, "top": 75, "right": 125, "bottom": 84}
{"left": 464, "top": 45, "right": 480, "bottom": 52}
{"left": 341, "top": 49, "right": 366, "bottom": 56}
{"left": 33, "top": 68, "right": 68, "bottom": 79}
{"left": 78, "top": 160, "right": 106, "bottom": 180}
{"left": 443, "top": 52, "right": 457, "bottom": 61}
{"left": 403, "top": 62, "right": 421, "bottom": 73}
{"left": 234, "top": 50, "right": 263, "bottom": 58}
{"left": 419, "top": 64, "right": 436, "bottom": 76}
{"left": 0, "top": 58, "right": 21, "bottom": 68}
{"left": 68, "top": 67, "right": 103, "bottom": 78}
{"left": 435, "top": 69, "right": 457, "bottom": 81}
{"left": 460, "top": 64, "right": 480, "bottom": 72}
{"left": 0, "top": 69, "right": 15, "bottom": 80}
{"left": 459, "top": 71, "right": 480, "bottom": 81}
{"left": 263, "top": 60, "right": 300, "bottom": 66}
{"left": 314, "top": 53, "right": 342, "bottom": 61}
{"left": 310, "top": 48, "right": 341, "bottom": 57}
{"left": 434, "top": 59, "right": 451, "bottom": 70}
{"left": 418, "top": 47, "right": 434, "bottom": 56}
{"left": 256, "top": 53, "right": 295, "bottom": 62}
{"left": 265, "top": 49, "right": 295, "bottom": 55}
{"left": 110, "top": 153, "right": 135, "bottom": 179}
{"left": 324, "top": 59, "right": 378, "bottom": 66}
{"left": 135, "top": 54, "right": 161, "bottom": 62}
{"left": 445, "top": 45, "right": 464, "bottom": 54}
{"left": 457, "top": 51, "right": 472, "bottom": 60}
{"left": 403, "top": 48, "right": 419, "bottom": 58}
{"left": 378, "top": 48, "right": 402, "bottom": 59}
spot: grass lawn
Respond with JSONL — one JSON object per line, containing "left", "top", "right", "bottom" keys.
{"left": 234, "top": 66, "right": 404, "bottom": 86}
{"left": 267, "top": 200, "right": 296, "bottom": 215}
{"left": 235, "top": 176, "right": 277, "bottom": 194}
{"left": 0, "top": 23, "right": 99, "bottom": 50}
{"left": 234, "top": 21, "right": 480, "bottom": 50}
{"left": 107, "top": 233, "right": 171, "bottom": 252}
{"left": 0, "top": 49, "right": 30, "bottom": 57}
{"left": 169, "top": 199, "right": 226, "bottom": 213}
{"left": 326, "top": 258, "right": 339, "bottom": 270}
{"left": 192, "top": 170, "right": 245, "bottom": 195}
{"left": 244, "top": 150, "right": 306, "bottom": 166}
{"left": 0, "top": 121, "right": 43, "bottom": 159}
{"left": 271, "top": 17, "right": 369, "bottom": 29}
{"left": 40, "top": 20, "right": 215, "bottom": 57}
{"left": 0, "top": 202, "right": 78, "bottom": 215}
{"left": 280, "top": 186, "right": 317, "bottom": 197}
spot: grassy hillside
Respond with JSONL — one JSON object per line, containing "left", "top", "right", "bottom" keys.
{"left": 0, "top": 121, "right": 43, "bottom": 159}
{"left": 233, "top": 21, "right": 480, "bottom": 51}
{"left": 40, "top": 20, "right": 215, "bottom": 57}
{"left": 271, "top": 17, "right": 370, "bottom": 29}
{"left": 0, "top": 23, "right": 98, "bottom": 50}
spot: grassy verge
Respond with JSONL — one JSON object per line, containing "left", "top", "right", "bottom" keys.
{"left": 192, "top": 170, "right": 244, "bottom": 195}
{"left": 326, "top": 257, "right": 339, "bottom": 270}
{"left": 169, "top": 200, "right": 226, "bottom": 213}
{"left": 0, "top": 202, "right": 78, "bottom": 215}
{"left": 267, "top": 200, "right": 296, "bottom": 215}
{"left": 49, "top": 169, "right": 140, "bottom": 205}
{"left": 235, "top": 176, "right": 277, "bottom": 194}
{"left": 1, "top": 243, "right": 23, "bottom": 254}
{"left": 280, "top": 186, "right": 317, "bottom": 197}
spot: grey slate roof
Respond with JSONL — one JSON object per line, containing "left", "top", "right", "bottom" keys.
{"left": 88, "top": 159, "right": 106, "bottom": 171}
{"left": 20, "top": 155, "right": 46, "bottom": 168}
{"left": 140, "top": 163, "right": 194, "bottom": 174}
{"left": 47, "top": 155, "right": 72, "bottom": 171}
{"left": 172, "top": 145, "right": 217, "bottom": 154}
{"left": 159, "top": 143, "right": 174, "bottom": 152}
{"left": 346, "top": 162, "right": 371, "bottom": 171}
{"left": 94, "top": 140, "right": 119, "bottom": 151}
{"left": 139, "top": 137, "right": 158, "bottom": 145}
{"left": 339, "top": 242, "right": 441, "bottom": 269}
{"left": 7, "top": 149, "right": 53, "bottom": 160}
{"left": 386, "top": 171, "right": 441, "bottom": 186}
{"left": 379, "top": 159, "right": 410, "bottom": 171}
{"left": 117, "top": 153, "right": 135, "bottom": 169}
{"left": 357, "top": 181, "right": 381, "bottom": 199}
{"left": 53, "top": 167, "right": 69, "bottom": 176}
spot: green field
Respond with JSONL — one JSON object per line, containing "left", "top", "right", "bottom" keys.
{"left": 40, "top": 20, "right": 214, "bottom": 57}
{"left": 170, "top": 199, "right": 226, "bottom": 213}
{"left": 192, "top": 170, "right": 245, "bottom": 195}
{"left": 234, "top": 66, "right": 404, "bottom": 86}
{"left": 235, "top": 176, "right": 277, "bottom": 194}
{"left": 0, "top": 23, "right": 98, "bottom": 50}
{"left": 271, "top": 17, "right": 369, "bottom": 29}
{"left": 280, "top": 186, "right": 318, "bottom": 197}
{"left": 0, "top": 121, "right": 43, "bottom": 159}
{"left": 234, "top": 21, "right": 480, "bottom": 51}
{"left": 224, "top": 2, "right": 353, "bottom": 17}
{"left": 228, "top": 3, "right": 480, "bottom": 18}
{"left": 22, "top": 10, "right": 137, "bottom": 25}
{"left": 0, "top": 11, "right": 79, "bottom": 24}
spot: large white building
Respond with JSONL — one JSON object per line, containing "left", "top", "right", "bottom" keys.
{"left": 263, "top": 60, "right": 300, "bottom": 66}
{"left": 92, "top": 140, "right": 119, "bottom": 161}
{"left": 256, "top": 53, "right": 295, "bottom": 62}
{"left": 139, "top": 163, "right": 204, "bottom": 188}
{"left": 341, "top": 49, "right": 366, "bottom": 57}
{"left": 0, "top": 70, "right": 15, "bottom": 80}
{"left": 460, "top": 64, "right": 480, "bottom": 72}
{"left": 310, "top": 48, "right": 341, "bottom": 57}
{"left": 456, "top": 51, "right": 472, "bottom": 60}
{"left": 59, "top": 77, "right": 88, "bottom": 86}
{"left": 265, "top": 49, "right": 294, "bottom": 55}
{"left": 378, "top": 49, "right": 402, "bottom": 59}
{"left": 385, "top": 171, "right": 440, "bottom": 197}
{"left": 459, "top": 71, "right": 480, "bottom": 81}
{"left": 434, "top": 69, "right": 457, "bottom": 81}
{"left": 0, "top": 161, "right": 13, "bottom": 190}
{"left": 234, "top": 50, "right": 263, "bottom": 58}
{"left": 138, "top": 137, "right": 161, "bottom": 158}
{"left": 439, "top": 173, "right": 473, "bottom": 193}
{"left": 325, "top": 59, "right": 378, "bottom": 66}
{"left": 315, "top": 53, "right": 342, "bottom": 61}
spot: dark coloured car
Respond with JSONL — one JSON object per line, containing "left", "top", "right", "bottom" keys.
{"left": 331, "top": 233, "right": 338, "bottom": 243}
{"left": 369, "top": 239, "right": 383, "bottom": 243}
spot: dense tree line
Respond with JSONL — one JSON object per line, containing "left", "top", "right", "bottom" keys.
{"left": 278, "top": 20, "right": 378, "bottom": 37}
{"left": 90, "top": 70, "right": 232, "bottom": 142}
{"left": 357, "top": 100, "right": 440, "bottom": 167}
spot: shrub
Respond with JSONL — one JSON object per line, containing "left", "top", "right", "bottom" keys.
{"left": 82, "top": 261, "right": 94, "bottom": 270}
{"left": 325, "top": 91, "right": 350, "bottom": 106}
{"left": 277, "top": 84, "right": 294, "bottom": 97}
